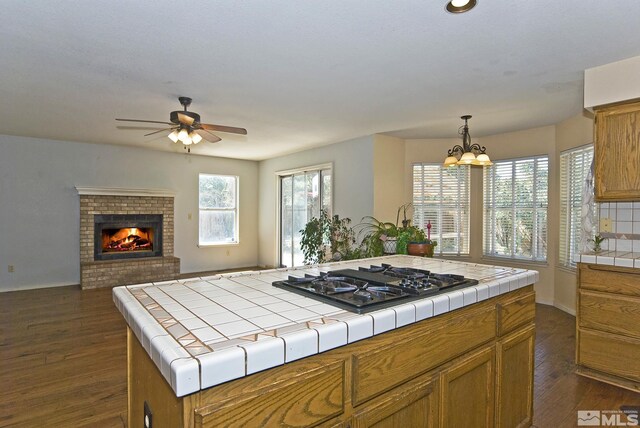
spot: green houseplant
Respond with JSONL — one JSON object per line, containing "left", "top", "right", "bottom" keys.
{"left": 394, "top": 225, "right": 438, "bottom": 257}
{"left": 300, "top": 210, "right": 361, "bottom": 264}
{"left": 356, "top": 203, "right": 415, "bottom": 257}
{"left": 356, "top": 216, "right": 399, "bottom": 257}
{"left": 589, "top": 233, "right": 607, "bottom": 253}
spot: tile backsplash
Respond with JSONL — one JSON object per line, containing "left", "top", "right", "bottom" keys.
{"left": 598, "top": 202, "right": 640, "bottom": 253}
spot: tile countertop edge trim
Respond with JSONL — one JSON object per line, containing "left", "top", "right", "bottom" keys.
{"left": 577, "top": 252, "right": 640, "bottom": 269}
{"left": 113, "top": 287, "right": 201, "bottom": 396}
{"left": 112, "top": 256, "right": 538, "bottom": 397}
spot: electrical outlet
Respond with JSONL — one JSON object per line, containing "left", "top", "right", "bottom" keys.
{"left": 226, "top": 249, "right": 231, "bottom": 256}
{"left": 600, "top": 217, "right": 612, "bottom": 233}
{"left": 8, "top": 265, "right": 14, "bottom": 273}
{"left": 188, "top": 213, "right": 192, "bottom": 220}
{"left": 144, "top": 401, "right": 152, "bottom": 428}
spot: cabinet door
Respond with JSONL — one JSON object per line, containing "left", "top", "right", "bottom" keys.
{"left": 352, "top": 373, "right": 438, "bottom": 428}
{"left": 496, "top": 325, "right": 535, "bottom": 428}
{"left": 594, "top": 100, "right": 640, "bottom": 201}
{"left": 439, "top": 346, "right": 494, "bottom": 428}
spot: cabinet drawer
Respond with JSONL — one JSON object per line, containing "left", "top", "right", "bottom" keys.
{"left": 194, "top": 360, "right": 345, "bottom": 427}
{"left": 496, "top": 290, "right": 535, "bottom": 336}
{"left": 579, "top": 290, "right": 640, "bottom": 339}
{"left": 578, "top": 328, "right": 640, "bottom": 382}
{"left": 579, "top": 264, "right": 640, "bottom": 297}
{"left": 351, "top": 305, "right": 495, "bottom": 406}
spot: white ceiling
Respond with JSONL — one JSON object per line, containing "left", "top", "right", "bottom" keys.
{"left": 1, "top": 1, "right": 640, "bottom": 161}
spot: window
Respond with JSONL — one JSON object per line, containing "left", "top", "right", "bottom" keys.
{"left": 279, "top": 165, "right": 332, "bottom": 267}
{"left": 483, "top": 155, "right": 548, "bottom": 261}
{"left": 413, "top": 164, "right": 470, "bottom": 256}
{"left": 559, "top": 145, "right": 594, "bottom": 268}
{"left": 199, "top": 174, "right": 238, "bottom": 245}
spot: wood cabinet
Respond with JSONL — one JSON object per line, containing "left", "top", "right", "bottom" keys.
{"left": 440, "top": 346, "right": 495, "bottom": 428}
{"left": 594, "top": 100, "right": 640, "bottom": 201}
{"left": 576, "top": 263, "right": 640, "bottom": 391}
{"left": 351, "top": 373, "right": 439, "bottom": 428}
{"left": 128, "top": 286, "right": 536, "bottom": 428}
{"left": 496, "top": 325, "right": 535, "bottom": 428}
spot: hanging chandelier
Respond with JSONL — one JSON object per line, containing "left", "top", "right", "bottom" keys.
{"left": 443, "top": 115, "right": 493, "bottom": 167}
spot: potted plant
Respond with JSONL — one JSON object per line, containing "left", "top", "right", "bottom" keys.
{"left": 356, "top": 204, "right": 415, "bottom": 256}
{"left": 356, "top": 216, "right": 399, "bottom": 257}
{"left": 589, "top": 233, "right": 607, "bottom": 253}
{"left": 396, "top": 221, "right": 438, "bottom": 258}
{"left": 300, "top": 210, "right": 362, "bottom": 264}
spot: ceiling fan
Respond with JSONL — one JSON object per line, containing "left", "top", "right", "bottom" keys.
{"left": 116, "top": 96, "right": 247, "bottom": 152}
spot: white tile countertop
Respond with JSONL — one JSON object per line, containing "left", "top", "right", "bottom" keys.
{"left": 574, "top": 251, "right": 640, "bottom": 268}
{"left": 112, "top": 255, "right": 539, "bottom": 397}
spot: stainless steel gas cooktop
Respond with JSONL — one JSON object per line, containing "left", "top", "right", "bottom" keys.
{"left": 272, "top": 263, "right": 479, "bottom": 313}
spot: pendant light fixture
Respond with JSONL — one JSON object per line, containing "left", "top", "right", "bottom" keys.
{"left": 443, "top": 115, "right": 493, "bottom": 167}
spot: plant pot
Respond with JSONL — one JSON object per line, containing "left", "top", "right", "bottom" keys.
{"left": 382, "top": 238, "right": 397, "bottom": 254}
{"left": 407, "top": 242, "right": 435, "bottom": 258}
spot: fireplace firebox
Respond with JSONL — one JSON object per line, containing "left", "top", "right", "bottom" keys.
{"left": 94, "top": 214, "right": 163, "bottom": 260}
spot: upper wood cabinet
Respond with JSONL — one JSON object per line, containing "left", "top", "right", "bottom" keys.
{"left": 594, "top": 100, "right": 640, "bottom": 201}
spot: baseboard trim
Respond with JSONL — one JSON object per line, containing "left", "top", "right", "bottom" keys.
{"left": 553, "top": 301, "right": 576, "bottom": 316}
{"left": 534, "top": 298, "right": 576, "bottom": 316}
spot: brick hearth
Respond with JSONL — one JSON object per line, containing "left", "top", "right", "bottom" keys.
{"left": 76, "top": 187, "right": 180, "bottom": 289}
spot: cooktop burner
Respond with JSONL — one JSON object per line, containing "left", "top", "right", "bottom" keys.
{"left": 272, "top": 264, "right": 479, "bottom": 313}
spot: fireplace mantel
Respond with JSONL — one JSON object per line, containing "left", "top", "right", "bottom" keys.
{"left": 75, "top": 186, "right": 176, "bottom": 197}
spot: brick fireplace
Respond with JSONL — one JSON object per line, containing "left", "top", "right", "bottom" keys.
{"left": 76, "top": 187, "right": 180, "bottom": 289}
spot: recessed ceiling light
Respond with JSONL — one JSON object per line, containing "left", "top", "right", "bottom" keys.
{"left": 446, "top": 0, "right": 477, "bottom": 14}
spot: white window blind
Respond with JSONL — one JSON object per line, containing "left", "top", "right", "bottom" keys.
{"left": 483, "top": 156, "right": 548, "bottom": 261}
{"left": 559, "top": 145, "right": 594, "bottom": 268}
{"left": 413, "top": 164, "right": 470, "bottom": 256}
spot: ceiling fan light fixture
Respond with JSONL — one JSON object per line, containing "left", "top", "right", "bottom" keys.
{"left": 117, "top": 96, "right": 248, "bottom": 153}
{"left": 168, "top": 130, "right": 179, "bottom": 143}
{"left": 177, "top": 128, "right": 189, "bottom": 142}
{"left": 190, "top": 132, "right": 203, "bottom": 144}
{"left": 446, "top": 0, "right": 476, "bottom": 14}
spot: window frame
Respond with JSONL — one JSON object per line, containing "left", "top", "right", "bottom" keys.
{"left": 198, "top": 173, "right": 239, "bottom": 247}
{"left": 559, "top": 144, "right": 595, "bottom": 269}
{"left": 276, "top": 163, "right": 333, "bottom": 268}
{"left": 483, "top": 154, "right": 549, "bottom": 262}
{"left": 412, "top": 163, "right": 471, "bottom": 256}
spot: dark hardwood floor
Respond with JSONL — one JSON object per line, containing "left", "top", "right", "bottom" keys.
{"left": 1, "top": 286, "right": 638, "bottom": 427}
{"left": 532, "top": 304, "right": 639, "bottom": 428}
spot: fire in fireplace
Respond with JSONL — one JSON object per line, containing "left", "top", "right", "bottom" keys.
{"left": 94, "top": 214, "right": 163, "bottom": 260}
{"left": 102, "top": 227, "right": 153, "bottom": 253}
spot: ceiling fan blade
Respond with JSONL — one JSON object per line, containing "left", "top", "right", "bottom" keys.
{"left": 116, "top": 118, "right": 173, "bottom": 125}
{"left": 144, "top": 127, "right": 175, "bottom": 137}
{"left": 177, "top": 112, "right": 195, "bottom": 126}
{"left": 200, "top": 123, "right": 247, "bottom": 135}
{"left": 200, "top": 129, "right": 222, "bottom": 143}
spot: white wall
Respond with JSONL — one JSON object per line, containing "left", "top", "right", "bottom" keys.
{"left": 373, "top": 135, "right": 406, "bottom": 222}
{"left": 0, "top": 135, "right": 259, "bottom": 291}
{"left": 257, "top": 136, "right": 375, "bottom": 268}
{"left": 584, "top": 55, "right": 640, "bottom": 109}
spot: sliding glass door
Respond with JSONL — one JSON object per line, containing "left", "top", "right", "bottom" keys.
{"left": 280, "top": 167, "right": 331, "bottom": 267}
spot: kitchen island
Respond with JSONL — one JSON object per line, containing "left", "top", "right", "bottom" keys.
{"left": 113, "top": 255, "right": 538, "bottom": 427}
